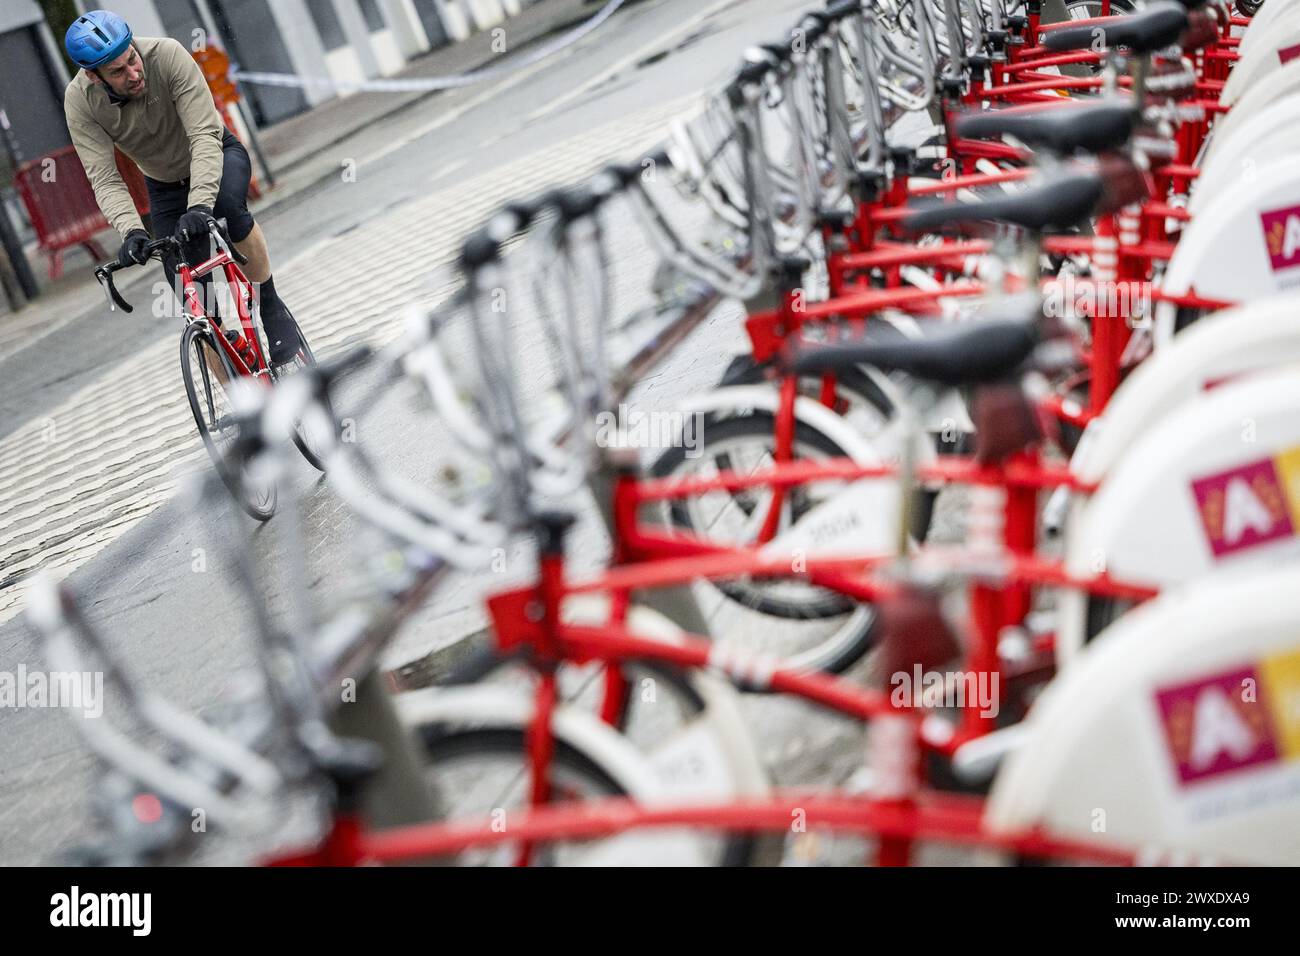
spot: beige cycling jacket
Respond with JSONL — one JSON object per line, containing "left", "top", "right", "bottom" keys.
{"left": 64, "top": 36, "right": 225, "bottom": 239}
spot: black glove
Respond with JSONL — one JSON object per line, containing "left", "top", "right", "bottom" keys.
{"left": 175, "top": 205, "right": 214, "bottom": 243}
{"left": 118, "top": 229, "right": 151, "bottom": 267}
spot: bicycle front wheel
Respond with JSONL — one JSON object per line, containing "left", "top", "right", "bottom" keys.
{"left": 179, "top": 322, "right": 277, "bottom": 520}
{"left": 650, "top": 411, "right": 879, "bottom": 675}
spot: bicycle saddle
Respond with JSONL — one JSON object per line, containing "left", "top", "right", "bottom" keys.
{"left": 956, "top": 100, "right": 1138, "bottom": 156}
{"left": 1042, "top": 1, "right": 1189, "bottom": 55}
{"left": 902, "top": 170, "right": 1105, "bottom": 234}
{"left": 788, "top": 313, "right": 1039, "bottom": 388}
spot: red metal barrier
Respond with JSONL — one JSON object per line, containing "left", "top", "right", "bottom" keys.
{"left": 14, "top": 147, "right": 105, "bottom": 281}
{"left": 11, "top": 145, "right": 152, "bottom": 282}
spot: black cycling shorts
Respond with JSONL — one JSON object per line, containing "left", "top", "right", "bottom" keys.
{"left": 145, "top": 128, "right": 255, "bottom": 283}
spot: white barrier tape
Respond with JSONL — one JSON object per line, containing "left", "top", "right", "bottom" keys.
{"left": 233, "top": 0, "right": 626, "bottom": 93}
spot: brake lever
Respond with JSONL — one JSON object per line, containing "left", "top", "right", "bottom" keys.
{"left": 206, "top": 216, "right": 249, "bottom": 266}
{"left": 94, "top": 267, "right": 134, "bottom": 313}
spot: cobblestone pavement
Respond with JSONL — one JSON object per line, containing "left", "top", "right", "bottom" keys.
{"left": 9, "top": 0, "right": 916, "bottom": 865}
{"left": 0, "top": 91, "right": 701, "bottom": 629}
{"left": 1, "top": 0, "right": 992, "bottom": 868}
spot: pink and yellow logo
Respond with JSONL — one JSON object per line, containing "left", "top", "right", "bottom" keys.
{"left": 1261, "top": 205, "right": 1300, "bottom": 273}
{"left": 1191, "top": 447, "right": 1300, "bottom": 558}
{"left": 1156, "top": 650, "right": 1300, "bottom": 787}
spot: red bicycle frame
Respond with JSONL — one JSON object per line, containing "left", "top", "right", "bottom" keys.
{"left": 273, "top": 1, "right": 1252, "bottom": 871}
{"left": 178, "top": 245, "right": 269, "bottom": 380}
{"left": 261, "top": 450, "right": 1163, "bottom": 866}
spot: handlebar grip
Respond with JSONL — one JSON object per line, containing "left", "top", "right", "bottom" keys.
{"left": 460, "top": 228, "right": 501, "bottom": 269}
{"left": 500, "top": 196, "right": 548, "bottom": 231}
{"left": 604, "top": 162, "right": 640, "bottom": 188}
{"left": 733, "top": 56, "right": 774, "bottom": 87}
{"left": 463, "top": 196, "right": 549, "bottom": 269}
{"left": 95, "top": 267, "right": 134, "bottom": 313}
{"left": 604, "top": 147, "right": 670, "bottom": 189}
{"left": 760, "top": 41, "right": 794, "bottom": 63}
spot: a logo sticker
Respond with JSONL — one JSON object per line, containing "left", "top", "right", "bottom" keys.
{"left": 1156, "top": 667, "right": 1278, "bottom": 786}
{"left": 1260, "top": 205, "right": 1300, "bottom": 273}
{"left": 1191, "top": 457, "right": 1292, "bottom": 558}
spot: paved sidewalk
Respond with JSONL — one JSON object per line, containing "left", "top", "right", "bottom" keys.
{"left": 0, "top": 0, "right": 624, "bottom": 362}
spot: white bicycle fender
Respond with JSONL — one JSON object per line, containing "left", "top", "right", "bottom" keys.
{"left": 989, "top": 567, "right": 1300, "bottom": 865}
{"left": 1154, "top": 160, "right": 1300, "bottom": 344}
{"left": 1201, "top": 60, "right": 1300, "bottom": 168}
{"left": 1072, "top": 296, "right": 1300, "bottom": 485}
{"left": 1190, "top": 94, "right": 1300, "bottom": 217}
{"left": 1060, "top": 369, "right": 1300, "bottom": 661}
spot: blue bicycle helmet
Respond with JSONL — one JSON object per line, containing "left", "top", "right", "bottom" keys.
{"left": 65, "top": 11, "right": 133, "bottom": 70}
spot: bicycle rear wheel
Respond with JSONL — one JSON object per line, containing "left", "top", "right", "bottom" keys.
{"left": 179, "top": 322, "right": 277, "bottom": 521}
{"left": 418, "top": 727, "right": 652, "bottom": 866}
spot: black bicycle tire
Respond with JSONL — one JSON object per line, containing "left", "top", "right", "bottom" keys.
{"left": 713, "top": 358, "right": 941, "bottom": 540}
{"left": 652, "top": 412, "right": 861, "bottom": 617}
{"left": 650, "top": 411, "right": 880, "bottom": 675}
{"left": 416, "top": 725, "right": 757, "bottom": 866}
{"left": 269, "top": 307, "right": 335, "bottom": 472}
{"left": 179, "top": 322, "right": 276, "bottom": 521}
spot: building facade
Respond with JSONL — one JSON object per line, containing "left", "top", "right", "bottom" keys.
{"left": 0, "top": 1, "right": 74, "bottom": 171}
{"left": 0, "top": 1, "right": 74, "bottom": 310}
{"left": 0, "top": 0, "right": 533, "bottom": 166}
{"left": 100, "top": 0, "right": 529, "bottom": 127}
{"left": 0, "top": 0, "right": 535, "bottom": 309}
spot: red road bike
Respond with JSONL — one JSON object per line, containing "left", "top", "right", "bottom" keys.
{"left": 93, "top": 216, "right": 329, "bottom": 519}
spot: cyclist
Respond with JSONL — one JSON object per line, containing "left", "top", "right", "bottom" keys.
{"left": 62, "top": 9, "right": 299, "bottom": 372}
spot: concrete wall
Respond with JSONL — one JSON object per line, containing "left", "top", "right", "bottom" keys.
{"left": 0, "top": 0, "right": 43, "bottom": 34}
{"left": 213, "top": 0, "right": 317, "bottom": 117}
{"left": 0, "top": 15, "right": 76, "bottom": 162}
